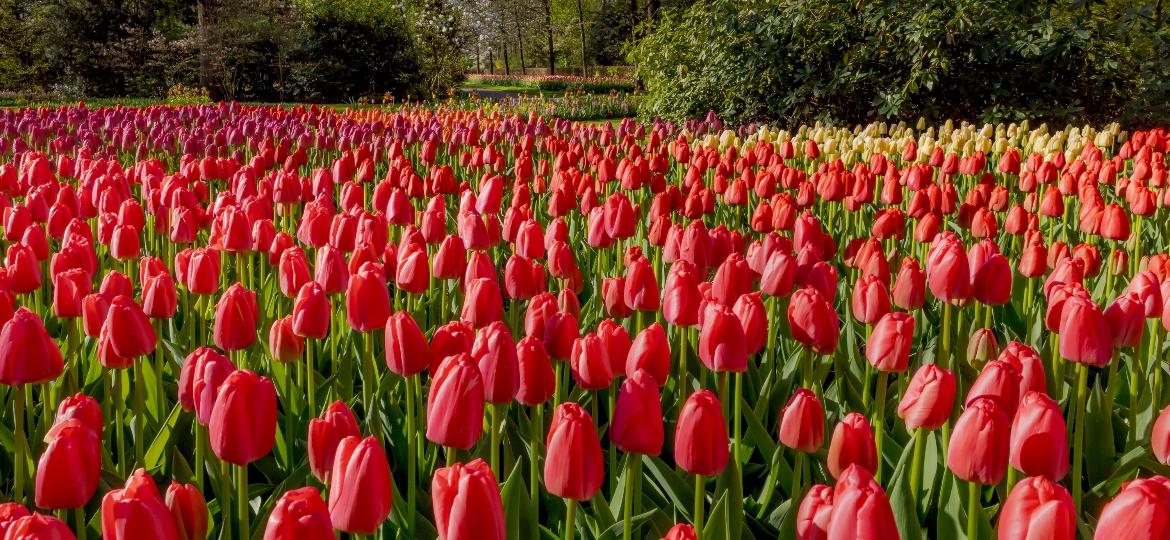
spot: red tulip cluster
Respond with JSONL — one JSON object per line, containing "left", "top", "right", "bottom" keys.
{"left": 2, "top": 102, "right": 1170, "bottom": 539}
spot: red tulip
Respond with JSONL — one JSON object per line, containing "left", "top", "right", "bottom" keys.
{"left": 141, "top": 273, "right": 177, "bottom": 319}
{"left": 973, "top": 253, "right": 1012, "bottom": 305}
{"left": 345, "top": 263, "right": 390, "bottom": 332}
{"left": 626, "top": 323, "right": 670, "bottom": 385}
{"left": 1105, "top": 292, "right": 1146, "bottom": 349}
{"left": 826, "top": 412, "right": 877, "bottom": 479}
{"left": 544, "top": 402, "right": 605, "bottom": 501}
{"left": 0, "top": 308, "right": 64, "bottom": 385}
{"left": 624, "top": 256, "right": 660, "bottom": 312}
{"left": 1152, "top": 406, "right": 1170, "bottom": 465}
{"left": 897, "top": 364, "right": 956, "bottom": 431}
{"left": 54, "top": 393, "right": 102, "bottom": 436}
{"left": 698, "top": 303, "right": 748, "bottom": 373}
{"left": 663, "top": 261, "right": 701, "bottom": 327}
{"left": 965, "top": 359, "right": 1021, "bottom": 417}
{"left": 865, "top": 312, "right": 914, "bottom": 372}
{"left": 263, "top": 487, "right": 336, "bottom": 540}
{"left": 213, "top": 283, "right": 258, "bottom": 351}
{"left": 473, "top": 321, "right": 519, "bottom": 404}
{"left": 177, "top": 347, "right": 235, "bottom": 424}
{"left": 427, "top": 354, "right": 485, "bottom": 450}
{"left": 788, "top": 287, "right": 839, "bottom": 355}
{"left": 825, "top": 465, "right": 900, "bottom": 539}
{"left": 926, "top": 233, "right": 971, "bottom": 304}
{"left": 661, "top": 523, "right": 698, "bottom": 540}
{"left": 674, "top": 390, "right": 729, "bottom": 476}
{"left": 328, "top": 435, "right": 393, "bottom": 534}
{"left": 570, "top": 333, "right": 615, "bottom": 390}
{"left": 1094, "top": 476, "right": 1170, "bottom": 540}
{"left": 891, "top": 257, "right": 926, "bottom": 310}
{"left": 462, "top": 277, "right": 503, "bottom": 329}
{"left": 208, "top": 369, "right": 277, "bottom": 465}
{"left": 948, "top": 396, "right": 1010, "bottom": 485}
{"left": 998, "top": 476, "right": 1075, "bottom": 540}
{"left": 431, "top": 459, "right": 506, "bottom": 540}
{"left": 165, "top": 483, "right": 208, "bottom": 540}
{"left": 278, "top": 247, "right": 311, "bottom": 298}
{"left": 308, "top": 401, "right": 361, "bottom": 483}
{"left": 1010, "top": 391, "right": 1069, "bottom": 481}
{"left": 796, "top": 484, "right": 834, "bottom": 540}
{"left": 4, "top": 513, "right": 76, "bottom": 540}
{"left": 313, "top": 245, "right": 349, "bottom": 294}
{"left": 1058, "top": 295, "right": 1113, "bottom": 367}
{"left": 733, "top": 292, "right": 768, "bottom": 356}
{"left": 385, "top": 311, "right": 430, "bottom": 377}
{"left": 34, "top": 419, "right": 99, "bottom": 509}
{"left": 611, "top": 369, "right": 664, "bottom": 455}
{"left": 778, "top": 388, "right": 825, "bottom": 452}
{"left": 101, "top": 481, "right": 180, "bottom": 540}
{"left": 268, "top": 316, "right": 305, "bottom": 363}
{"left": 51, "top": 269, "right": 90, "bottom": 318}
{"left": 102, "top": 295, "right": 156, "bottom": 359}
{"left": 516, "top": 337, "right": 555, "bottom": 406}
{"left": 184, "top": 247, "right": 220, "bottom": 295}
{"left": 851, "top": 275, "right": 889, "bottom": 325}
{"left": 292, "top": 282, "right": 331, "bottom": 340}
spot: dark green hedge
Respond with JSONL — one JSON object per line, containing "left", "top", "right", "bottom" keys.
{"left": 628, "top": 0, "right": 1170, "bottom": 127}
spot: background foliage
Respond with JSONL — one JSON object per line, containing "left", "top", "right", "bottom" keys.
{"left": 628, "top": 0, "right": 1170, "bottom": 126}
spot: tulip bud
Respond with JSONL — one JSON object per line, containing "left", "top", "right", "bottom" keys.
{"left": 516, "top": 337, "right": 555, "bottom": 406}
{"left": 384, "top": 311, "right": 430, "bottom": 377}
{"left": 268, "top": 316, "right": 304, "bottom": 363}
{"left": 826, "top": 465, "right": 900, "bottom": 539}
{"left": 788, "top": 287, "right": 839, "bottom": 355}
{"left": 826, "top": 412, "right": 877, "bottom": 479}
{"left": 213, "top": 283, "right": 258, "bottom": 351}
{"left": 1094, "top": 476, "right": 1170, "bottom": 540}
{"left": 431, "top": 459, "right": 506, "bottom": 540}
{"left": 1010, "top": 391, "right": 1069, "bottom": 481}
{"left": 626, "top": 323, "right": 670, "bottom": 385}
{"left": 897, "top": 364, "right": 956, "bottom": 431}
{"left": 165, "top": 483, "right": 208, "bottom": 540}
{"left": 328, "top": 436, "right": 393, "bottom": 534}
{"left": 5, "top": 512, "right": 76, "bottom": 539}
{"left": 544, "top": 402, "right": 605, "bottom": 501}
{"left": 998, "top": 476, "right": 1075, "bottom": 540}
{"left": 866, "top": 312, "right": 914, "bottom": 373}
{"left": 308, "top": 401, "right": 361, "bottom": 483}
{"left": 698, "top": 303, "right": 748, "bottom": 373}
{"left": 611, "top": 370, "right": 664, "bottom": 456}
{"left": 264, "top": 487, "right": 335, "bottom": 540}
{"left": 778, "top": 388, "right": 825, "bottom": 453}
{"left": 427, "top": 355, "right": 485, "bottom": 450}
{"left": 674, "top": 390, "right": 729, "bottom": 476}
{"left": 209, "top": 369, "right": 277, "bottom": 466}
{"left": 34, "top": 419, "right": 100, "bottom": 510}
{"left": 0, "top": 308, "right": 64, "bottom": 385}
{"left": 948, "top": 397, "right": 1010, "bottom": 485}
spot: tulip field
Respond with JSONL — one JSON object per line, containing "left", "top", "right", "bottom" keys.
{"left": 0, "top": 103, "right": 1168, "bottom": 540}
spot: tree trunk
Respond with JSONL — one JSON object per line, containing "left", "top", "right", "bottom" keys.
{"left": 197, "top": 1, "right": 210, "bottom": 92}
{"left": 476, "top": 40, "right": 482, "bottom": 73}
{"left": 646, "top": 0, "right": 660, "bottom": 21}
{"left": 629, "top": 0, "right": 638, "bottom": 34}
{"left": 544, "top": 0, "right": 555, "bottom": 75}
{"left": 489, "top": 49, "right": 495, "bottom": 74}
{"left": 514, "top": 9, "right": 527, "bottom": 75}
{"left": 502, "top": 40, "right": 511, "bottom": 76}
{"left": 576, "top": 0, "right": 588, "bottom": 76}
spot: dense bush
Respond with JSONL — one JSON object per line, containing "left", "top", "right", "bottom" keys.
{"left": 0, "top": 0, "right": 462, "bottom": 103}
{"left": 628, "top": 0, "right": 1170, "bottom": 126}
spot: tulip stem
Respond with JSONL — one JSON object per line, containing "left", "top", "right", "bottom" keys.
{"left": 677, "top": 325, "right": 688, "bottom": 411}
{"left": 790, "top": 451, "right": 804, "bottom": 499}
{"left": 1072, "top": 363, "right": 1089, "bottom": 510}
{"left": 940, "top": 303, "right": 952, "bottom": 371}
{"left": 74, "top": 506, "right": 86, "bottom": 540}
{"left": 564, "top": 498, "right": 577, "bottom": 540}
{"left": 363, "top": 332, "right": 378, "bottom": 439}
{"left": 195, "top": 425, "right": 205, "bottom": 490}
{"left": 622, "top": 453, "right": 636, "bottom": 540}
{"left": 733, "top": 372, "right": 742, "bottom": 464}
{"left": 12, "top": 383, "right": 24, "bottom": 503}
{"left": 237, "top": 465, "right": 249, "bottom": 538}
{"left": 112, "top": 369, "right": 126, "bottom": 476}
{"left": 405, "top": 375, "right": 417, "bottom": 537}
{"left": 306, "top": 343, "right": 316, "bottom": 415}
{"left": 133, "top": 361, "right": 145, "bottom": 468}
{"left": 693, "top": 474, "right": 704, "bottom": 538}
{"left": 909, "top": 428, "right": 926, "bottom": 504}
{"left": 967, "top": 481, "right": 979, "bottom": 540}
{"left": 872, "top": 370, "right": 888, "bottom": 483}
{"left": 220, "top": 459, "right": 232, "bottom": 540}
{"left": 1105, "top": 350, "right": 1120, "bottom": 433}
{"left": 529, "top": 405, "right": 543, "bottom": 540}
{"left": 490, "top": 402, "right": 502, "bottom": 479}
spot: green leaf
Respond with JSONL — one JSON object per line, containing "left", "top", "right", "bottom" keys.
{"left": 145, "top": 404, "right": 184, "bottom": 472}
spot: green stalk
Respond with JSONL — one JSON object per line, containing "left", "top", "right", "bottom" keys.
{"left": 406, "top": 375, "right": 417, "bottom": 536}
{"left": 909, "top": 428, "right": 926, "bottom": 503}
{"left": 13, "top": 383, "right": 24, "bottom": 503}
{"left": 1104, "top": 350, "right": 1120, "bottom": 432}
{"left": 306, "top": 343, "right": 316, "bottom": 415}
{"left": 363, "top": 332, "right": 378, "bottom": 438}
{"left": 529, "top": 405, "right": 543, "bottom": 540}
{"left": 873, "top": 370, "right": 888, "bottom": 483}
{"left": 1072, "top": 363, "right": 1089, "bottom": 510}
{"left": 220, "top": 459, "right": 232, "bottom": 539}
{"left": 74, "top": 507, "right": 86, "bottom": 540}
{"left": 967, "top": 481, "right": 980, "bottom": 540}
{"left": 195, "top": 425, "right": 206, "bottom": 490}
{"left": 490, "top": 403, "right": 503, "bottom": 479}
{"left": 133, "top": 361, "right": 145, "bottom": 468}
{"left": 622, "top": 453, "right": 637, "bottom": 540}
{"left": 113, "top": 370, "right": 126, "bottom": 476}
{"left": 693, "top": 474, "right": 705, "bottom": 539}
{"left": 790, "top": 451, "right": 804, "bottom": 499}
{"left": 564, "top": 499, "right": 577, "bottom": 540}
{"left": 677, "top": 325, "right": 688, "bottom": 409}
{"left": 733, "top": 372, "right": 742, "bottom": 464}
{"left": 237, "top": 465, "right": 249, "bottom": 538}
{"left": 940, "top": 303, "right": 953, "bottom": 370}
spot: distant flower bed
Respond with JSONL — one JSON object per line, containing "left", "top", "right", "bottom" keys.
{"left": 465, "top": 73, "right": 636, "bottom": 93}
{"left": 454, "top": 91, "right": 640, "bottom": 120}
